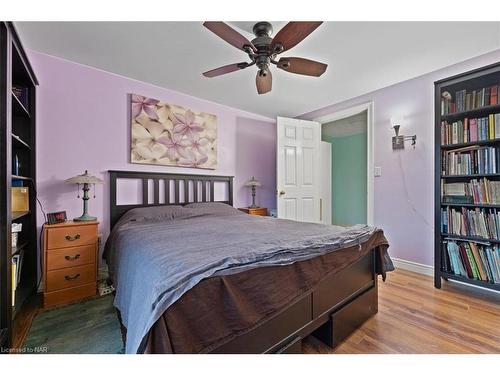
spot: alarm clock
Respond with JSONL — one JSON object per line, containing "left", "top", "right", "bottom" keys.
{"left": 47, "top": 211, "right": 67, "bottom": 225}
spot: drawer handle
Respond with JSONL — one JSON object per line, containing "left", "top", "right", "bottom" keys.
{"left": 65, "top": 234, "right": 81, "bottom": 241}
{"left": 65, "top": 254, "right": 81, "bottom": 261}
{"left": 64, "top": 273, "right": 80, "bottom": 281}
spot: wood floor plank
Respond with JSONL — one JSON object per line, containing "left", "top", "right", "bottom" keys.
{"left": 303, "top": 269, "right": 500, "bottom": 354}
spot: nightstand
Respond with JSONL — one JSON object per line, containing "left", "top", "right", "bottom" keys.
{"left": 43, "top": 220, "right": 98, "bottom": 307}
{"left": 238, "top": 207, "right": 268, "bottom": 216}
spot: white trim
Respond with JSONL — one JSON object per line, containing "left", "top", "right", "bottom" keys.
{"left": 392, "top": 258, "right": 500, "bottom": 294}
{"left": 391, "top": 257, "right": 434, "bottom": 277}
{"left": 313, "top": 101, "right": 375, "bottom": 226}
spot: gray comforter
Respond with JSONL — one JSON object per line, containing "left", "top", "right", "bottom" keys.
{"left": 104, "top": 203, "right": 384, "bottom": 353}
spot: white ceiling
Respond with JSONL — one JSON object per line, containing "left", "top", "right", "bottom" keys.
{"left": 15, "top": 21, "right": 500, "bottom": 118}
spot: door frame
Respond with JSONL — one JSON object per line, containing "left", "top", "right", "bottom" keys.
{"left": 313, "top": 101, "right": 375, "bottom": 226}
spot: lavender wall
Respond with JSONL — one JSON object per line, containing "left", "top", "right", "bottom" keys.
{"left": 29, "top": 47, "right": 500, "bottom": 269}
{"left": 28, "top": 50, "right": 276, "bottom": 255}
{"left": 300, "top": 49, "right": 500, "bottom": 267}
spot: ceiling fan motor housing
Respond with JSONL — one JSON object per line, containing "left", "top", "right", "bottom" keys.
{"left": 251, "top": 22, "right": 274, "bottom": 73}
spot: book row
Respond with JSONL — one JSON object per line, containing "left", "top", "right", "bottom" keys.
{"left": 440, "top": 114, "right": 500, "bottom": 145}
{"left": 441, "top": 146, "right": 499, "bottom": 176}
{"left": 441, "top": 85, "right": 499, "bottom": 115}
{"left": 442, "top": 241, "right": 500, "bottom": 284}
{"left": 441, "top": 207, "right": 500, "bottom": 240}
{"left": 442, "top": 178, "right": 500, "bottom": 205}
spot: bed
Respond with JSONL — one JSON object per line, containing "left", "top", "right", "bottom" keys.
{"left": 104, "top": 170, "right": 393, "bottom": 354}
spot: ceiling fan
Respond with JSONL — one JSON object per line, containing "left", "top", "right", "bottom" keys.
{"left": 202, "top": 21, "right": 327, "bottom": 95}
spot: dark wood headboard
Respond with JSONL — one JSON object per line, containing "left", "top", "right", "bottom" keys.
{"left": 109, "top": 170, "right": 234, "bottom": 229}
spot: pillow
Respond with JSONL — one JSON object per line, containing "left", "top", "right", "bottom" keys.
{"left": 184, "top": 202, "right": 243, "bottom": 216}
{"left": 117, "top": 205, "right": 193, "bottom": 225}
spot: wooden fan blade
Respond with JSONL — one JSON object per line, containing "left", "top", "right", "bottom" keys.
{"left": 256, "top": 69, "right": 272, "bottom": 95}
{"left": 271, "top": 22, "right": 323, "bottom": 53}
{"left": 203, "top": 62, "right": 249, "bottom": 78}
{"left": 203, "top": 22, "right": 257, "bottom": 52}
{"left": 277, "top": 57, "right": 327, "bottom": 77}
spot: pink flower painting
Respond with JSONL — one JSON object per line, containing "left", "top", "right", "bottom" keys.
{"left": 131, "top": 95, "right": 160, "bottom": 120}
{"left": 130, "top": 94, "right": 217, "bottom": 169}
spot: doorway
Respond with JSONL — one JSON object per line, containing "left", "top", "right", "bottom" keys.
{"left": 315, "top": 102, "right": 374, "bottom": 226}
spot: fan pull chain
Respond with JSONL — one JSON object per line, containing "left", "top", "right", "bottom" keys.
{"left": 77, "top": 183, "right": 80, "bottom": 198}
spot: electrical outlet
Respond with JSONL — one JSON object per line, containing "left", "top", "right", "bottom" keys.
{"left": 374, "top": 167, "right": 382, "bottom": 177}
{"left": 98, "top": 284, "right": 115, "bottom": 296}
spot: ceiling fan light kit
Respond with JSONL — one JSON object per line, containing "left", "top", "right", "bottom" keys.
{"left": 202, "top": 21, "right": 328, "bottom": 94}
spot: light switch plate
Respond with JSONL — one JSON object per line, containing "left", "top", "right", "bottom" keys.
{"left": 374, "top": 167, "right": 382, "bottom": 177}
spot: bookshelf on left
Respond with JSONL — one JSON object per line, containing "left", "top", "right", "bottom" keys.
{"left": 0, "top": 22, "right": 39, "bottom": 351}
{"left": 435, "top": 62, "right": 500, "bottom": 293}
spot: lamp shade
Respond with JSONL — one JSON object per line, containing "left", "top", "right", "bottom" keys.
{"left": 64, "top": 170, "right": 103, "bottom": 185}
{"left": 245, "top": 176, "right": 262, "bottom": 187}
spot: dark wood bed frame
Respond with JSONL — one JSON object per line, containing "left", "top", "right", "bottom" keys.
{"left": 109, "top": 170, "right": 378, "bottom": 354}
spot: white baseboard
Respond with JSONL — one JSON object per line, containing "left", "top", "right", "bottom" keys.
{"left": 391, "top": 257, "right": 434, "bottom": 276}
{"left": 392, "top": 257, "right": 500, "bottom": 294}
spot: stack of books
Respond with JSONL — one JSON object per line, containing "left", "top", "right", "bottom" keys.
{"left": 441, "top": 85, "right": 500, "bottom": 115}
{"left": 441, "top": 114, "right": 500, "bottom": 145}
{"left": 442, "top": 207, "right": 500, "bottom": 240}
{"left": 442, "top": 145, "right": 499, "bottom": 175}
{"left": 442, "top": 178, "right": 500, "bottom": 204}
{"left": 443, "top": 241, "right": 500, "bottom": 284}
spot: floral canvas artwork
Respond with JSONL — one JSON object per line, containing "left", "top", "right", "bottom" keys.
{"left": 130, "top": 94, "right": 217, "bottom": 169}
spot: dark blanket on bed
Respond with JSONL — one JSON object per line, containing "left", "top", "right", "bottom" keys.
{"left": 104, "top": 203, "right": 392, "bottom": 353}
{"left": 141, "top": 228, "right": 389, "bottom": 353}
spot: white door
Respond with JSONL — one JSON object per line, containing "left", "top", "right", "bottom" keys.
{"left": 320, "top": 141, "right": 332, "bottom": 225}
{"left": 277, "top": 117, "right": 321, "bottom": 223}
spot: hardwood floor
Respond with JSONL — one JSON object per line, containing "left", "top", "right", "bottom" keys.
{"left": 303, "top": 269, "right": 500, "bottom": 354}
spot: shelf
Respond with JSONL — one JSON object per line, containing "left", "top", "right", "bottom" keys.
{"left": 12, "top": 241, "right": 28, "bottom": 256}
{"left": 441, "top": 202, "right": 500, "bottom": 208}
{"left": 440, "top": 103, "right": 500, "bottom": 121}
{"left": 12, "top": 211, "right": 30, "bottom": 220}
{"left": 441, "top": 139, "right": 500, "bottom": 150}
{"left": 11, "top": 92, "right": 30, "bottom": 118}
{"left": 441, "top": 233, "right": 500, "bottom": 244}
{"left": 11, "top": 134, "right": 31, "bottom": 150}
{"left": 11, "top": 175, "right": 31, "bottom": 181}
{"left": 440, "top": 272, "right": 500, "bottom": 291}
{"left": 12, "top": 281, "right": 34, "bottom": 320}
{"left": 441, "top": 173, "right": 500, "bottom": 179}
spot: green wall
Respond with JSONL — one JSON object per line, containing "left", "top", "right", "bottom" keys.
{"left": 322, "top": 133, "right": 367, "bottom": 226}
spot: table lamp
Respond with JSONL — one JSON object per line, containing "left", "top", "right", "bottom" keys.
{"left": 245, "top": 176, "right": 262, "bottom": 208}
{"left": 65, "top": 170, "right": 103, "bottom": 221}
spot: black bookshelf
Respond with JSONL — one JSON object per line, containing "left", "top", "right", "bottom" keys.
{"left": 435, "top": 62, "right": 500, "bottom": 293}
{"left": 0, "top": 22, "right": 38, "bottom": 350}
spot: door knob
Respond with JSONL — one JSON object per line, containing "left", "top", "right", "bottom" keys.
{"left": 278, "top": 190, "right": 286, "bottom": 197}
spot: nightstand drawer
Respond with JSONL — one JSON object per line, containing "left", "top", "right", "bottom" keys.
{"left": 46, "top": 244, "right": 96, "bottom": 271}
{"left": 46, "top": 224, "right": 97, "bottom": 249}
{"left": 44, "top": 284, "right": 96, "bottom": 308}
{"left": 46, "top": 263, "right": 96, "bottom": 292}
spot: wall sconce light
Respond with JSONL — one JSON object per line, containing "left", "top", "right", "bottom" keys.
{"left": 392, "top": 124, "right": 416, "bottom": 150}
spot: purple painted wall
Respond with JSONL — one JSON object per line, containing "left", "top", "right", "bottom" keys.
{"left": 28, "top": 50, "right": 276, "bottom": 255}
{"left": 29, "top": 46, "right": 500, "bottom": 269}
{"left": 300, "top": 49, "right": 500, "bottom": 267}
